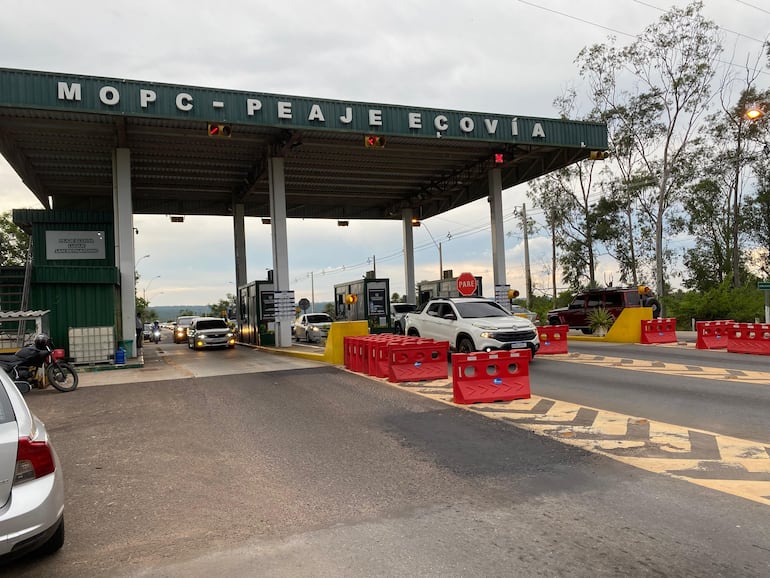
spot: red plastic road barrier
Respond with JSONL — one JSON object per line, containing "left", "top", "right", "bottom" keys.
{"left": 695, "top": 320, "right": 732, "bottom": 350}
{"left": 537, "top": 325, "right": 568, "bottom": 355}
{"left": 371, "top": 335, "right": 415, "bottom": 378}
{"left": 387, "top": 340, "right": 449, "bottom": 383}
{"left": 345, "top": 335, "right": 368, "bottom": 373}
{"left": 451, "top": 350, "right": 530, "bottom": 404}
{"left": 726, "top": 323, "right": 770, "bottom": 356}
{"left": 640, "top": 318, "right": 678, "bottom": 344}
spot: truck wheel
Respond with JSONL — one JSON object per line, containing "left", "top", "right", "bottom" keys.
{"left": 457, "top": 337, "right": 475, "bottom": 353}
{"left": 548, "top": 317, "right": 561, "bottom": 326}
{"left": 647, "top": 298, "right": 661, "bottom": 317}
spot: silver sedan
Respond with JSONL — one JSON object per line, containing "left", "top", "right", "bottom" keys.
{"left": 0, "top": 369, "right": 65, "bottom": 561}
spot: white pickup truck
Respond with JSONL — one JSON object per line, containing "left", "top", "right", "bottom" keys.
{"left": 404, "top": 297, "right": 539, "bottom": 356}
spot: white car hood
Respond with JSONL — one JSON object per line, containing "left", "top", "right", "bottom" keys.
{"left": 471, "top": 316, "right": 533, "bottom": 330}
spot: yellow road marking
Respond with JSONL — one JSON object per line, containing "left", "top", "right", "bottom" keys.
{"left": 377, "top": 376, "right": 770, "bottom": 507}
{"left": 551, "top": 352, "right": 770, "bottom": 384}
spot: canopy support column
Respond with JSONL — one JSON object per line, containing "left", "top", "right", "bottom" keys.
{"left": 488, "top": 168, "right": 507, "bottom": 291}
{"left": 402, "top": 208, "right": 416, "bottom": 305}
{"left": 112, "top": 148, "right": 137, "bottom": 357}
{"left": 268, "top": 156, "right": 292, "bottom": 348}
{"left": 233, "top": 201, "right": 247, "bottom": 322}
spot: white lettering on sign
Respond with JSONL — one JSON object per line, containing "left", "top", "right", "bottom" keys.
{"left": 308, "top": 104, "right": 325, "bottom": 122}
{"left": 57, "top": 82, "right": 81, "bottom": 101}
{"left": 50, "top": 80, "right": 559, "bottom": 143}
{"left": 140, "top": 89, "right": 156, "bottom": 108}
{"left": 484, "top": 118, "right": 498, "bottom": 134}
{"left": 277, "top": 101, "right": 292, "bottom": 119}
{"left": 246, "top": 99, "right": 262, "bottom": 115}
{"left": 99, "top": 86, "right": 120, "bottom": 106}
{"left": 176, "top": 93, "right": 193, "bottom": 111}
{"left": 368, "top": 109, "right": 382, "bottom": 126}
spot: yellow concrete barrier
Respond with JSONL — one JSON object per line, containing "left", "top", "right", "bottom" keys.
{"left": 322, "top": 321, "right": 369, "bottom": 364}
{"left": 569, "top": 307, "right": 654, "bottom": 343}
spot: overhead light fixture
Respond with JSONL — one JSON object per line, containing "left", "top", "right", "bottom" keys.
{"left": 170, "top": 215, "right": 184, "bottom": 223}
{"left": 261, "top": 218, "right": 271, "bottom": 225}
{"left": 337, "top": 220, "right": 349, "bottom": 227}
{"left": 411, "top": 218, "right": 421, "bottom": 227}
{"left": 745, "top": 103, "right": 765, "bottom": 121}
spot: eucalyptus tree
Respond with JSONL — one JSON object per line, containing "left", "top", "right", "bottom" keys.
{"left": 575, "top": 1, "right": 722, "bottom": 298}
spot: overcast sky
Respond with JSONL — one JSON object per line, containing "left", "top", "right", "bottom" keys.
{"left": 1, "top": 0, "right": 768, "bottom": 308}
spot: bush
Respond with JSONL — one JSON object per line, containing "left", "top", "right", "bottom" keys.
{"left": 666, "top": 282, "right": 765, "bottom": 327}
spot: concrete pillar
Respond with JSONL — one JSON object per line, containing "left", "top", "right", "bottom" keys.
{"left": 112, "top": 148, "right": 137, "bottom": 357}
{"left": 233, "top": 201, "right": 247, "bottom": 322}
{"left": 488, "top": 168, "right": 506, "bottom": 289}
{"left": 268, "top": 157, "right": 292, "bottom": 347}
{"left": 401, "top": 208, "right": 416, "bottom": 304}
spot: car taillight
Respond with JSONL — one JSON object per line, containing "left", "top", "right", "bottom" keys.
{"left": 15, "top": 437, "right": 55, "bottom": 483}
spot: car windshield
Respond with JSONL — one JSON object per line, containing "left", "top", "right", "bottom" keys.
{"left": 455, "top": 301, "right": 509, "bottom": 319}
{"left": 196, "top": 319, "right": 228, "bottom": 330}
{"left": 307, "top": 314, "right": 332, "bottom": 323}
{"left": 177, "top": 317, "right": 196, "bottom": 327}
{"left": 393, "top": 304, "right": 416, "bottom": 313}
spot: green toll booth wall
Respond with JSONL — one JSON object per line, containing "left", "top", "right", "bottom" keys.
{"left": 12, "top": 210, "right": 120, "bottom": 356}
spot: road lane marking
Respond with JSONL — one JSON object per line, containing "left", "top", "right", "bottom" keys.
{"left": 551, "top": 352, "right": 770, "bottom": 384}
{"left": 369, "top": 375, "right": 770, "bottom": 507}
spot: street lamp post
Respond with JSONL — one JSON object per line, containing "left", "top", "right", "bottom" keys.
{"left": 416, "top": 220, "right": 443, "bottom": 280}
{"left": 143, "top": 275, "right": 161, "bottom": 301}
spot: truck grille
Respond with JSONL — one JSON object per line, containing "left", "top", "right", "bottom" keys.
{"left": 493, "top": 329, "right": 536, "bottom": 342}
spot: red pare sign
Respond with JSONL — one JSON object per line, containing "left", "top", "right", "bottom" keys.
{"left": 457, "top": 272, "right": 477, "bottom": 296}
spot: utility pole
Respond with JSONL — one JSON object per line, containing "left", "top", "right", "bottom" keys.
{"left": 522, "top": 204, "right": 532, "bottom": 309}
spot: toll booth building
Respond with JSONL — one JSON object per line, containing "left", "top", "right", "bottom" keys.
{"left": 334, "top": 277, "right": 391, "bottom": 333}
{"left": 7, "top": 210, "right": 122, "bottom": 363}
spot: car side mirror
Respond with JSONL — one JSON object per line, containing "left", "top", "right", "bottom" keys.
{"left": 14, "top": 381, "right": 31, "bottom": 394}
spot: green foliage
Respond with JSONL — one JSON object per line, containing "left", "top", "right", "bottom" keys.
{"left": 323, "top": 302, "right": 335, "bottom": 317}
{"left": 587, "top": 307, "right": 615, "bottom": 332}
{"left": 665, "top": 282, "right": 765, "bottom": 325}
{"left": 391, "top": 292, "right": 403, "bottom": 303}
{"left": 207, "top": 294, "right": 235, "bottom": 318}
{"left": 0, "top": 211, "right": 29, "bottom": 266}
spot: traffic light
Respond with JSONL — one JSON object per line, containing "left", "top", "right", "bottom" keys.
{"left": 207, "top": 123, "right": 232, "bottom": 138}
{"left": 588, "top": 150, "right": 609, "bottom": 160}
{"left": 344, "top": 294, "right": 358, "bottom": 305}
{"left": 508, "top": 289, "right": 520, "bottom": 300}
{"left": 364, "top": 135, "right": 386, "bottom": 148}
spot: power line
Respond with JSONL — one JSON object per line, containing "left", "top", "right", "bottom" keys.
{"left": 734, "top": 0, "right": 770, "bottom": 17}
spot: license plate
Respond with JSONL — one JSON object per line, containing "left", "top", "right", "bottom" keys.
{"left": 507, "top": 341, "right": 527, "bottom": 349}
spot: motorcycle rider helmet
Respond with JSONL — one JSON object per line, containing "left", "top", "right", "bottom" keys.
{"left": 34, "top": 333, "right": 51, "bottom": 349}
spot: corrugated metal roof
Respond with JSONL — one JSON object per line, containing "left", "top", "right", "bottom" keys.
{"left": 0, "top": 310, "right": 50, "bottom": 319}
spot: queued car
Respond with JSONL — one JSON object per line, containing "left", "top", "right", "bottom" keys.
{"left": 293, "top": 313, "right": 334, "bottom": 343}
{"left": 187, "top": 317, "right": 236, "bottom": 350}
{"left": 405, "top": 297, "right": 540, "bottom": 356}
{"left": 0, "top": 368, "right": 65, "bottom": 561}
{"left": 510, "top": 305, "right": 538, "bottom": 324}
{"left": 391, "top": 303, "right": 417, "bottom": 334}
{"left": 173, "top": 315, "right": 197, "bottom": 344}
{"left": 142, "top": 323, "right": 153, "bottom": 341}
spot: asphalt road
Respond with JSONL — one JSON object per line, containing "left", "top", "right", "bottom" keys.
{"left": 3, "top": 339, "right": 770, "bottom": 577}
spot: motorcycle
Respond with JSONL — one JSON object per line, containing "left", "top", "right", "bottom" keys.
{"left": 0, "top": 334, "right": 78, "bottom": 392}
{"left": 152, "top": 327, "right": 161, "bottom": 343}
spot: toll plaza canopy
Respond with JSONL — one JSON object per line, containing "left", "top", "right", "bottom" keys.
{"left": 0, "top": 68, "right": 607, "bottom": 221}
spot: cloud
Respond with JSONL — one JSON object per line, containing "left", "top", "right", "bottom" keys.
{"left": 1, "top": 0, "right": 767, "bottom": 305}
